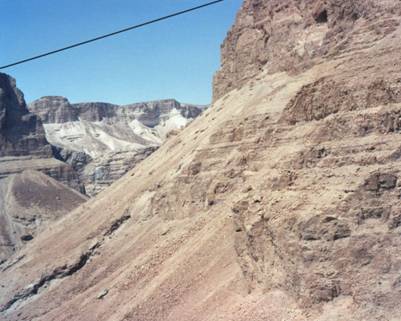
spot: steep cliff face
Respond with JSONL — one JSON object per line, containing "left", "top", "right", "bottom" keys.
{"left": 29, "top": 96, "right": 79, "bottom": 124}
{"left": 0, "top": 74, "right": 83, "bottom": 192}
{"left": 213, "top": 0, "right": 401, "bottom": 99}
{"left": 30, "top": 97, "right": 205, "bottom": 195}
{"left": 2, "top": 1, "right": 401, "bottom": 320}
{"left": 0, "top": 74, "right": 51, "bottom": 158}
{"left": 0, "top": 77, "right": 87, "bottom": 262}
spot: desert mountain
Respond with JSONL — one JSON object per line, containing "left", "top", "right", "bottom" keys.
{"left": 0, "top": 73, "right": 83, "bottom": 192}
{"left": 0, "top": 170, "right": 87, "bottom": 263}
{"left": 29, "top": 97, "right": 205, "bottom": 196}
{"left": 0, "top": 75, "right": 88, "bottom": 264}
{"left": 2, "top": 0, "right": 401, "bottom": 320}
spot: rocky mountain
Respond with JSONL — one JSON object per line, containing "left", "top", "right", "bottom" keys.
{"left": 2, "top": 0, "right": 401, "bottom": 320}
{"left": 0, "top": 73, "right": 83, "bottom": 192}
{"left": 29, "top": 97, "right": 205, "bottom": 196}
{"left": 0, "top": 74, "right": 50, "bottom": 158}
{"left": 0, "top": 170, "right": 87, "bottom": 263}
{"left": 0, "top": 75, "right": 88, "bottom": 263}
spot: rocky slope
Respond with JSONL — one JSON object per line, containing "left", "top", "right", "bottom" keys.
{"left": 2, "top": 0, "right": 401, "bottom": 320}
{"left": 0, "top": 170, "right": 87, "bottom": 263}
{"left": 29, "top": 97, "right": 205, "bottom": 196}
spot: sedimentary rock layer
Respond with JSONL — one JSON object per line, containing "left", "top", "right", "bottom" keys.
{"left": 0, "top": 73, "right": 51, "bottom": 158}
{"left": 0, "top": 73, "right": 84, "bottom": 191}
{"left": 30, "top": 97, "right": 205, "bottom": 195}
{"left": 213, "top": 0, "right": 401, "bottom": 100}
{"left": 2, "top": 1, "right": 401, "bottom": 320}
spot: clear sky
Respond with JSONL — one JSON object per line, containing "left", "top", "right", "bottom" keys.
{"left": 0, "top": 0, "right": 242, "bottom": 105}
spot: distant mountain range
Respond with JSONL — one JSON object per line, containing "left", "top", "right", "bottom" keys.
{"left": 29, "top": 96, "right": 206, "bottom": 195}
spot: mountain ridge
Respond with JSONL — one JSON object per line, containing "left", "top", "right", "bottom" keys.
{"left": 29, "top": 96, "right": 205, "bottom": 195}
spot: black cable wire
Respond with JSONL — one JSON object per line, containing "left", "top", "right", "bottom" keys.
{"left": 0, "top": 0, "right": 224, "bottom": 70}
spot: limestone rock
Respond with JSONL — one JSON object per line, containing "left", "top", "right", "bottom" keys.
{"left": 30, "top": 97, "right": 205, "bottom": 196}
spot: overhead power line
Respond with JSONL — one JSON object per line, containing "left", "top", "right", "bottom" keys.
{"left": 0, "top": 0, "right": 224, "bottom": 70}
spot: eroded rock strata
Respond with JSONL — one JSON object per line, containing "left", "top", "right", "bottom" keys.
{"left": 213, "top": 0, "right": 401, "bottom": 100}
{"left": 1, "top": 1, "right": 401, "bottom": 320}
{"left": 29, "top": 97, "right": 205, "bottom": 196}
{"left": 0, "top": 73, "right": 83, "bottom": 191}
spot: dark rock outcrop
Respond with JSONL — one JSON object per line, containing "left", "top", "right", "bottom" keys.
{"left": 0, "top": 73, "right": 51, "bottom": 157}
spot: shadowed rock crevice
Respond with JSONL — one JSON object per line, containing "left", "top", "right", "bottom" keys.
{"left": 104, "top": 212, "right": 131, "bottom": 237}
{"left": 314, "top": 9, "right": 328, "bottom": 24}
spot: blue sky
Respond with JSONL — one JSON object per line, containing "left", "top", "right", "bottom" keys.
{"left": 0, "top": 0, "right": 242, "bottom": 105}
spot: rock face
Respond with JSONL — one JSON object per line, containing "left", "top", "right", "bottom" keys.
{"left": 0, "top": 170, "right": 87, "bottom": 263}
{"left": 29, "top": 97, "right": 205, "bottom": 196}
{"left": 0, "top": 73, "right": 51, "bottom": 157}
{"left": 0, "top": 73, "right": 84, "bottom": 192}
{"left": 0, "top": 156, "right": 84, "bottom": 193}
{"left": 2, "top": 1, "right": 401, "bottom": 320}
{"left": 213, "top": 0, "right": 401, "bottom": 100}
